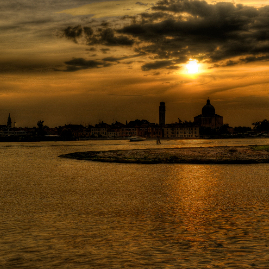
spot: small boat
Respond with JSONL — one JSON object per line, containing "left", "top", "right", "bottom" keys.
{"left": 129, "top": 136, "right": 146, "bottom": 142}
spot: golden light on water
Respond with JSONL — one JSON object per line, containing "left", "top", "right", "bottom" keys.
{"left": 186, "top": 59, "right": 199, "bottom": 74}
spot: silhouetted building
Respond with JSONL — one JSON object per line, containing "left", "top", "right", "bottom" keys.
{"left": 7, "top": 113, "right": 11, "bottom": 128}
{"left": 164, "top": 122, "right": 200, "bottom": 138}
{"left": 90, "top": 122, "right": 109, "bottom": 138}
{"left": 194, "top": 99, "right": 223, "bottom": 128}
{"left": 159, "top": 102, "right": 166, "bottom": 126}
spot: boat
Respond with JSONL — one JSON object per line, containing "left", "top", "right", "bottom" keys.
{"left": 129, "top": 136, "right": 146, "bottom": 142}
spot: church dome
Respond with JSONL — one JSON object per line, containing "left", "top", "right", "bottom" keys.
{"left": 202, "top": 99, "right": 215, "bottom": 116}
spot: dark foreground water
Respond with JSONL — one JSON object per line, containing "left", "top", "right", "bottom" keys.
{"left": 1, "top": 139, "right": 269, "bottom": 268}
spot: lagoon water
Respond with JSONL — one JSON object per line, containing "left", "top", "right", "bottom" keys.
{"left": 1, "top": 139, "right": 269, "bottom": 268}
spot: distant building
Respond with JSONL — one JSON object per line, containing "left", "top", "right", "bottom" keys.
{"left": 159, "top": 102, "right": 166, "bottom": 126}
{"left": 7, "top": 113, "right": 11, "bottom": 128}
{"left": 163, "top": 123, "right": 200, "bottom": 138}
{"left": 122, "top": 120, "right": 161, "bottom": 138}
{"left": 194, "top": 99, "right": 223, "bottom": 128}
{"left": 90, "top": 122, "right": 109, "bottom": 138}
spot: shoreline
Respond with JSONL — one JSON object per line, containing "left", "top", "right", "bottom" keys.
{"left": 59, "top": 145, "right": 269, "bottom": 164}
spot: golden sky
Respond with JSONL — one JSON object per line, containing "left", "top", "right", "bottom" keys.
{"left": 1, "top": 0, "right": 269, "bottom": 127}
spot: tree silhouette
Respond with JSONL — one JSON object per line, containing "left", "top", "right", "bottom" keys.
{"left": 252, "top": 120, "right": 269, "bottom": 132}
{"left": 37, "top": 120, "right": 46, "bottom": 136}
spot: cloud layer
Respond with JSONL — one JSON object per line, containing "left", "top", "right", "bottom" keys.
{"left": 61, "top": 0, "right": 269, "bottom": 71}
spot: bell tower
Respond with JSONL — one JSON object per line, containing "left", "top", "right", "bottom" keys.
{"left": 159, "top": 102, "right": 166, "bottom": 126}
{"left": 7, "top": 113, "right": 12, "bottom": 128}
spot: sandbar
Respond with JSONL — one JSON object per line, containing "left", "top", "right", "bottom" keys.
{"left": 59, "top": 145, "right": 269, "bottom": 164}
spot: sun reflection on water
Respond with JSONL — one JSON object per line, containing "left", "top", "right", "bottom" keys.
{"left": 169, "top": 165, "right": 220, "bottom": 231}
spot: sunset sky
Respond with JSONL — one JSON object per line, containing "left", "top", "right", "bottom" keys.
{"left": 1, "top": 0, "right": 269, "bottom": 127}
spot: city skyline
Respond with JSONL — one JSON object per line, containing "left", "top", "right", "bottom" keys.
{"left": 0, "top": 99, "right": 260, "bottom": 129}
{"left": 1, "top": 0, "right": 269, "bottom": 127}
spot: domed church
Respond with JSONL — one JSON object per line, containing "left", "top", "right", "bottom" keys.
{"left": 194, "top": 99, "right": 223, "bottom": 128}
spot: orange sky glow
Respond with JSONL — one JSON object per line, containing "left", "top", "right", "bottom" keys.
{"left": 1, "top": 0, "right": 269, "bottom": 127}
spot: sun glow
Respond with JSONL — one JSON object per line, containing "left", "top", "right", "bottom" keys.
{"left": 186, "top": 59, "right": 199, "bottom": 74}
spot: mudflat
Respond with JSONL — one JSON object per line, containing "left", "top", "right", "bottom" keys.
{"left": 59, "top": 145, "right": 269, "bottom": 164}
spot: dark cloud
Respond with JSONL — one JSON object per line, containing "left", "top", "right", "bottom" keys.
{"left": 102, "top": 57, "right": 120, "bottom": 62}
{"left": 62, "top": 53, "right": 143, "bottom": 72}
{"left": 100, "top": 48, "right": 110, "bottom": 54}
{"left": 0, "top": 59, "right": 58, "bottom": 74}
{"left": 101, "top": 21, "right": 110, "bottom": 27}
{"left": 63, "top": 26, "right": 134, "bottom": 46}
{"left": 86, "top": 47, "right": 97, "bottom": 51}
{"left": 224, "top": 60, "right": 237, "bottom": 67}
{"left": 63, "top": 58, "right": 110, "bottom": 72}
{"left": 102, "top": 54, "right": 142, "bottom": 62}
{"left": 63, "top": 25, "right": 93, "bottom": 43}
{"left": 0, "top": 25, "right": 21, "bottom": 31}
{"left": 139, "top": 11, "right": 172, "bottom": 22}
{"left": 62, "top": 0, "right": 269, "bottom": 71}
{"left": 241, "top": 54, "right": 269, "bottom": 63}
{"left": 121, "top": 1, "right": 269, "bottom": 67}
{"left": 211, "top": 53, "right": 269, "bottom": 68}
{"left": 136, "top": 2, "right": 148, "bottom": 6}
{"left": 141, "top": 60, "right": 176, "bottom": 71}
{"left": 93, "top": 28, "right": 134, "bottom": 46}
{"left": 63, "top": 25, "right": 83, "bottom": 43}
{"left": 83, "top": 26, "right": 93, "bottom": 38}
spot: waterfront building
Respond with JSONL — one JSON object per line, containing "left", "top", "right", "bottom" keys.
{"left": 194, "top": 99, "right": 223, "bottom": 128}
{"left": 163, "top": 123, "right": 200, "bottom": 138}
{"left": 0, "top": 128, "right": 28, "bottom": 138}
{"left": 146, "top": 125, "right": 162, "bottom": 138}
{"left": 107, "top": 128, "right": 121, "bottom": 138}
{"left": 90, "top": 122, "right": 109, "bottom": 138}
{"left": 60, "top": 124, "right": 85, "bottom": 139}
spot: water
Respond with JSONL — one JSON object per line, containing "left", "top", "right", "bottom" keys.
{"left": 1, "top": 139, "right": 269, "bottom": 268}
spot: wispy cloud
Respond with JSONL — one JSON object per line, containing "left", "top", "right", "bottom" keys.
{"left": 62, "top": 58, "right": 111, "bottom": 72}
{"left": 58, "top": 0, "right": 157, "bottom": 18}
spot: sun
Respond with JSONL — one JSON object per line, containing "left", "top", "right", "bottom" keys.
{"left": 186, "top": 59, "right": 199, "bottom": 74}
